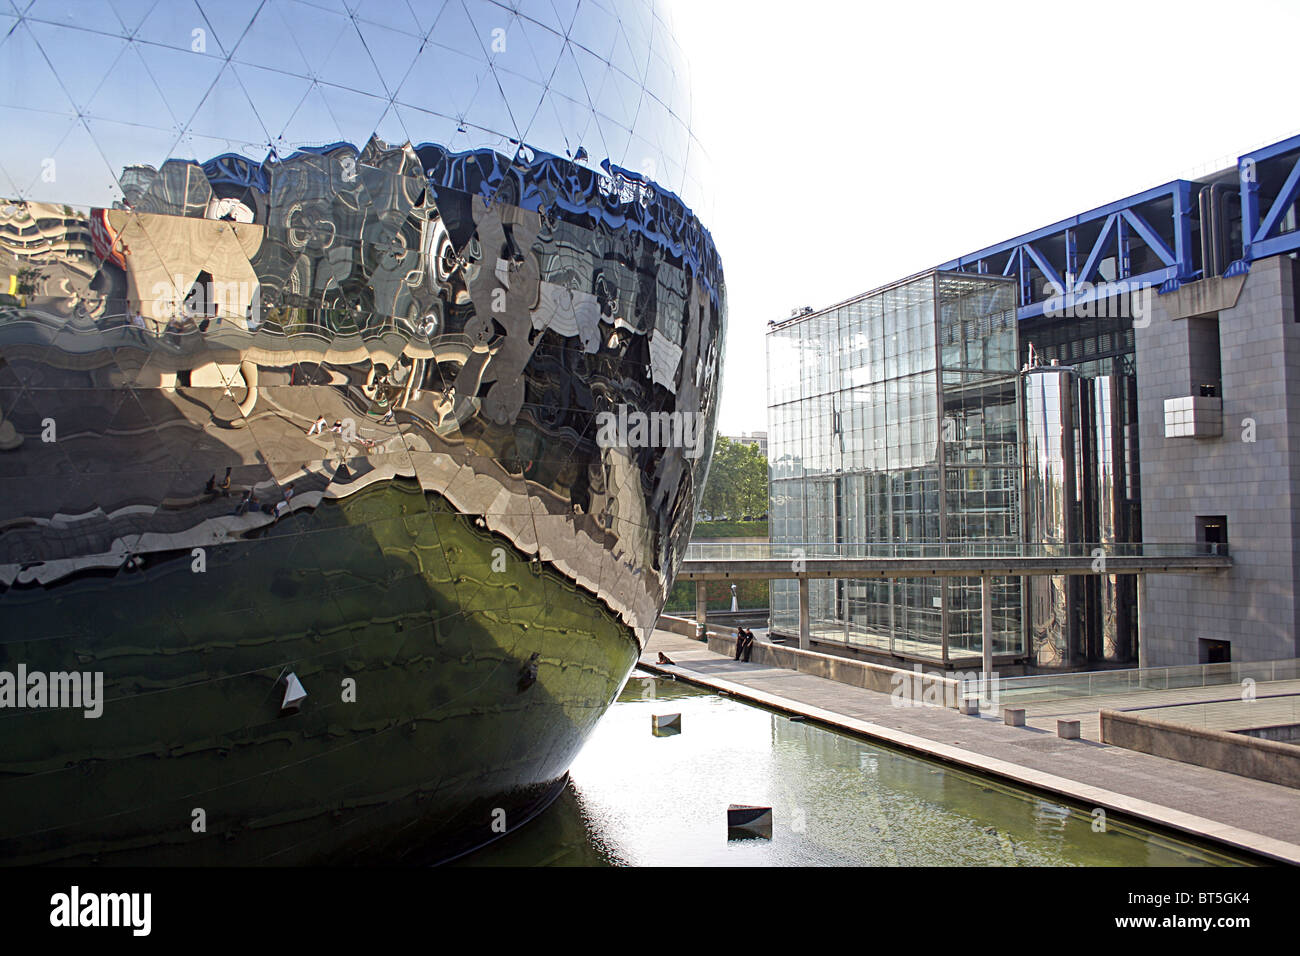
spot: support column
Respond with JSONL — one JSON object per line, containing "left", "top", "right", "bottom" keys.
{"left": 888, "top": 579, "right": 896, "bottom": 655}
{"left": 981, "top": 575, "right": 993, "bottom": 680}
{"left": 1136, "top": 573, "right": 1148, "bottom": 669}
{"left": 798, "top": 577, "right": 810, "bottom": 650}
{"left": 695, "top": 580, "right": 707, "bottom": 638}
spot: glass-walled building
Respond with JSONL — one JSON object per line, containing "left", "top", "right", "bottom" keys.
{"left": 767, "top": 271, "right": 1022, "bottom": 664}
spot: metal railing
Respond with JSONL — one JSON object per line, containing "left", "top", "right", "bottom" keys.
{"left": 683, "top": 541, "right": 1229, "bottom": 561}
{"left": 993, "top": 658, "right": 1300, "bottom": 704}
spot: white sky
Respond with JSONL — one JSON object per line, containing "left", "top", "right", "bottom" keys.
{"left": 666, "top": 0, "right": 1300, "bottom": 435}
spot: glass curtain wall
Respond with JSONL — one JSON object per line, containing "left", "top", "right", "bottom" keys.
{"left": 937, "top": 274, "right": 1021, "bottom": 657}
{"left": 767, "top": 272, "right": 1022, "bottom": 663}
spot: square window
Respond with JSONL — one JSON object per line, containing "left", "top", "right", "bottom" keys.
{"left": 1196, "top": 515, "right": 1227, "bottom": 553}
{"left": 1198, "top": 638, "right": 1230, "bottom": 664}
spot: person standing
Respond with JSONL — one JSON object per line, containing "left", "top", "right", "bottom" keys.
{"left": 734, "top": 626, "right": 745, "bottom": 661}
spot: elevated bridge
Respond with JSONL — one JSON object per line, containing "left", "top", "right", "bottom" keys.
{"left": 678, "top": 542, "right": 1231, "bottom": 672}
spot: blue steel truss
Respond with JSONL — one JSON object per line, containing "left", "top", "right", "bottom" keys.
{"left": 939, "top": 132, "right": 1300, "bottom": 320}
{"left": 1234, "top": 133, "right": 1300, "bottom": 271}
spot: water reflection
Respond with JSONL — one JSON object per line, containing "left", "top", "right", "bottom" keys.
{"left": 458, "top": 676, "right": 1252, "bottom": 867}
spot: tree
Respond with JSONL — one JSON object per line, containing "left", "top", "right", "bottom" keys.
{"left": 699, "top": 436, "right": 768, "bottom": 520}
{"left": 15, "top": 266, "right": 46, "bottom": 298}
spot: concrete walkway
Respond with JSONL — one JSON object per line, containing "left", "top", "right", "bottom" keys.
{"left": 641, "top": 629, "right": 1300, "bottom": 865}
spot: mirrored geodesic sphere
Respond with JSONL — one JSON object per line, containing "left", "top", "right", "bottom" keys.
{"left": 0, "top": 0, "right": 711, "bottom": 215}
{"left": 0, "top": 0, "right": 725, "bottom": 865}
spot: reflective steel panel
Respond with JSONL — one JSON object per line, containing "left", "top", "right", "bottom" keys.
{"left": 1021, "top": 365, "right": 1078, "bottom": 667}
{"left": 1085, "top": 373, "right": 1134, "bottom": 662}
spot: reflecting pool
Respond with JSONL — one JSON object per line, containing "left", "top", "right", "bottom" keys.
{"left": 457, "top": 675, "right": 1253, "bottom": 866}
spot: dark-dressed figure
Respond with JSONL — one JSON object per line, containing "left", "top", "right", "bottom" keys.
{"left": 734, "top": 627, "right": 755, "bottom": 662}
